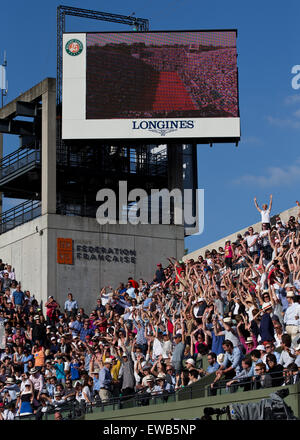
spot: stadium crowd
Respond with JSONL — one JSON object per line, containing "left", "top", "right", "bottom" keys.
{"left": 0, "top": 198, "right": 300, "bottom": 420}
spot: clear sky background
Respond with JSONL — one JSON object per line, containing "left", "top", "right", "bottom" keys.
{"left": 0, "top": 0, "right": 299, "bottom": 253}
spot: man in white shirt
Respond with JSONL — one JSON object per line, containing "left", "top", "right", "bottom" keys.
{"left": 244, "top": 227, "right": 259, "bottom": 258}
{"left": 278, "top": 334, "right": 296, "bottom": 368}
{"left": 283, "top": 292, "right": 300, "bottom": 339}
{"left": 214, "top": 317, "right": 240, "bottom": 348}
{"left": 254, "top": 195, "right": 272, "bottom": 225}
{"left": 126, "top": 282, "right": 136, "bottom": 299}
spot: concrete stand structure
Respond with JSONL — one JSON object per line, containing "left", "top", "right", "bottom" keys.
{"left": 0, "top": 78, "right": 186, "bottom": 311}
{"left": 0, "top": 214, "right": 183, "bottom": 311}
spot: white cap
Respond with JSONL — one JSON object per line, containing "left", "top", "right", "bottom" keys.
{"left": 185, "top": 358, "right": 195, "bottom": 366}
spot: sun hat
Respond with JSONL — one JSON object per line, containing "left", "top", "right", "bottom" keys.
{"left": 145, "top": 375, "right": 155, "bottom": 382}
{"left": 5, "top": 377, "right": 15, "bottom": 384}
{"left": 157, "top": 373, "right": 166, "bottom": 379}
{"left": 262, "top": 302, "right": 272, "bottom": 311}
{"left": 286, "top": 292, "right": 295, "bottom": 298}
{"left": 223, "top": 317, "right": 232, "bottom": 324}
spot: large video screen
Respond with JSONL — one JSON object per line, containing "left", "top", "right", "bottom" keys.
{"left": 62, "top": 31, "right": 240, "bottom": 142}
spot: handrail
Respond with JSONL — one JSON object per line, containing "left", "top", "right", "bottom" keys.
{"left": 0, "top": 147, "right": 40, "bottom": 169}
{"left": 0, "top": 199, "right": 41, "bottom": 234}
{"left": 0, "top": 147, "right": 40, "bottom": 182}
{"left": 2, "top": 371, "right": 294, "bottom": 421}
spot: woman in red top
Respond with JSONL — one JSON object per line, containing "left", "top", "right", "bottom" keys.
{"left": 94, "top": 312, "right": 108, "bottom": 335}
{"left": 45, "top": 296, "right": 60, "bottom": 325}
{"left": 224, "top": 240, "right": 233, "bottom": 269}
{"left": 175, "top": 262, "right": 185, "bottom": 284}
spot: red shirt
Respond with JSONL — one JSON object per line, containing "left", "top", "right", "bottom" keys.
{"left": 225, "top": 245, "right": 233, "bottom": 258}
{"left": 175, "top": 266, "right": 184, "bottom": 284}
{"left": 167, "top": 319, "right": 174, "bottom": 334}
{"left": 129, "top": 279, "right": 139, "bottom": 289}
{"left": 98, "top": 318, "right": 107, "bottom": 334}
{"left": 268, "top": 268, "right": 282, "bottom": 285}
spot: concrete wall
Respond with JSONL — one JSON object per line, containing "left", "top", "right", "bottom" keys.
{"left": 184, "top": 204, "right": 299, "bottom": 262}
{"left": 84, "top": 382, "right": 300, "bottom": 420}
{"left": 0, "top": 215, "right": 49, "bottom": 308}
{"left": 0, "top": 214, "right": 184, "bottom": 313}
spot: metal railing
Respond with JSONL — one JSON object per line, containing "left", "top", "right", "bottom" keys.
{"left": 56, "top": 149, "right": 168, "bottom": 177}
{"left": 179, "top": 370, "right": 291, "bottom": 401}
{"left": 10, "top": 392, "right": 176, "bottom": 421}
{"left": 0, "top": 199, "right": 41, "bottom": 234}
{"left": 3, "top": 371, "right": 295, "bottom": 421}
{"left": 0, "top": 147, "right": 40, "bottom": 182}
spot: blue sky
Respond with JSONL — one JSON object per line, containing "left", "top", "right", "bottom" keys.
{"left": 0, "top": 0, "right": 299, "bottom": 253}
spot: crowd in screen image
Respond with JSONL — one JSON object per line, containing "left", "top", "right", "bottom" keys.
{"left": 0, "top": 197, "right": 300, "bottom": 420}
{"left": 139, "top": 46, "right": 238, "bottom": 116}
{"left": 86, "top": 43, "right": 238, "bottom": 120}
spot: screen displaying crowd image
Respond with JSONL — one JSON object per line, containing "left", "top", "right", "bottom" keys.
{"left": 86, "top": 30, "right": 238, "bottom": 120}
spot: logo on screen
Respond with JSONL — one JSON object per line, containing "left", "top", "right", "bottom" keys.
{"left": 132, "top": 120, "right": 194, "bottom": 136}
{"left": 65, "top": 39, "right": 83, "bottom": 56}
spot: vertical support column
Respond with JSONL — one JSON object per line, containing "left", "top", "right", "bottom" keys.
{"left": 41, "top": 79, "right": 56, "bottom": 215}
{"left": 167, "top": 144, "right": 184, "bottom": 259}
{"left": 182, "top": 144, "right": 199, "bottom": 236}
{"left": 167, "top": 144, "right": 183, "bottom": 191}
